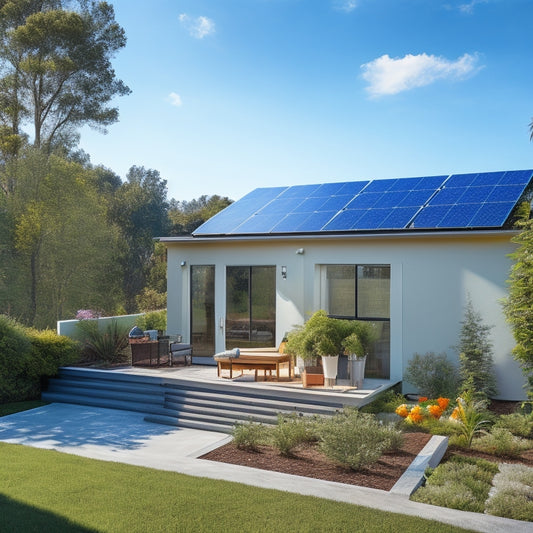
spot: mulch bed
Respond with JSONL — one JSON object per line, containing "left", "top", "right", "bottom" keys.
{"left": 200, "top": 432, "right": 432, "bottom": 491}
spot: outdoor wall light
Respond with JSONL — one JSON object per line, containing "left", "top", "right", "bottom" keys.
{"left": 281, "top": 266, "right": 287, "bottom": 280}
{"left": 295, "top": 248, "right": 305, "bottom": 255}
{"left": 180, "top": 261, "right": 187, "bottom": 267}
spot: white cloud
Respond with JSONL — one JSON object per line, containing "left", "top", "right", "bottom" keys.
{"left": 168, "top": 92, "right": 182, "bottom": 107}
{"left": 333, "top": 0, "right": 359, "bottom": 12}
{"left": 458, "top": 0, "right": 490, "bottom": 14}
{"left": 361, "top": 52, "right": 482, "bottom": 97}
{"left": 179, "top": 13, "right": 215, "bottom": 39}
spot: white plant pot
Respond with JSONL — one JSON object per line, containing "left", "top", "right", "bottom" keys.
{"left": 321, "top": 355, "right": 339, "bottom": 380}
{"left": 348, "top": 355, "right": 366, "bottom": 388}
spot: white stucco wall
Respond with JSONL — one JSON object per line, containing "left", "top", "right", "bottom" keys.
{"left": 163, "top": 231, "right": 527, "bottom": 400}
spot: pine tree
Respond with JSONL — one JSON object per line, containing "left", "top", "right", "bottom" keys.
{"left": 457, "top": 298, "right": 497, "bottom": 401}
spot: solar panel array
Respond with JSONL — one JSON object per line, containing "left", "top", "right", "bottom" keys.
{"left": 193, "top": 170, "right": 533, "bottom": 236}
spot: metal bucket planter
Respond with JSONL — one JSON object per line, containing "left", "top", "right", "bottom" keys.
{"left": 348, "top": 355, "right": 366, "bottom": 388}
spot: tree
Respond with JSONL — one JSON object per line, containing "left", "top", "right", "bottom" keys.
{"left": 504, "top": 210, "right": 533, "bottom": 401}
{"left": 111, "top": 166, "right": 170, "bottom": 312}
{"left": 0, "top": 0, "right": 130, "bottom": 153}
{"left": 456, "top": 298, "right": 497, "bottom": 401}
{"left": 169, "top": 194, "right": 232, "bottom": 235}
{"left": 2, "top": 148, "right": 123, "bottom": 327}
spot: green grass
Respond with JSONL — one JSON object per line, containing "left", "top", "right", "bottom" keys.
{"left": 0, "top": 443, "right": 474, "bottom": 533}
{"left": 0, "top": 400, "right": 47, "bottom": 417}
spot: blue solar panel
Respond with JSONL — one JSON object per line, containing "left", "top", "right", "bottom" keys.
{"left": 380, "top": 207, "right": 419, "bottom": 229}
{"left": 429, "top": 187, "right": 465, "bottom": 205}
{"left": 346, "top": 193, "right": 383, "bottom": 209}
{"left": 363, "top": 179, "right": 396, "bottom": 193}
{"left": 192, "top": 170, "right": 533, "bottom": 235}
{"left": 437, "top": 204, "right": 481, "bottom": 228}
{"left": 472, "top": 171, "right": 505, "bottom": 187}
{"left": 355, "top": 209, "right": 390, "bottom": 229}
{"left": 469, "top": 202, "right": 516, "bottom": 227}
{"left": 323, "top": 209, "right": 365, "bottom": 231}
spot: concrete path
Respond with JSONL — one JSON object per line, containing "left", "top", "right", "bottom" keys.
{"left": 0, "top": 403, "right": 529, "bottom": 533}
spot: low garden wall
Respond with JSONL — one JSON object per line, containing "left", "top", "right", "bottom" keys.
{"left": 57, "top": 314, "right": 143, "bottom": 339}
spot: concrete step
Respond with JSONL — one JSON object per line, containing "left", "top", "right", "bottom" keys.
{"left": 47, "top": 376, "right": 164, "bottom": 396}
{"left": 164, "top": 398, "right": 279, "bottom": 425}
{"left": 45, "top": 384, "right": 164, "bottom": 406}
{"left": 144, "top": 414, "right": 233, "bottom": 434}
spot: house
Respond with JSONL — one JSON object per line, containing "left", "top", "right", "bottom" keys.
{"left": 161, "top": 170, "right": 533, "bottom": 400}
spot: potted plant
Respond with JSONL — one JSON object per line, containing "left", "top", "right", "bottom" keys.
{"left": 342, "top": 322, "right": 378, "bottom": 388}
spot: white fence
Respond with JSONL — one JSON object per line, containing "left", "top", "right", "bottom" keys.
{"left": 57, "top": 314, "right": 144, "bottom": 339}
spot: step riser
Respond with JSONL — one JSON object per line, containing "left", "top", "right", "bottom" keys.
{"left": 44, "top": 368, "right": 342, "bottom": 431}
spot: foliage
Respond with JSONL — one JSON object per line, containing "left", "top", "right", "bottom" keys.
{"left": 0, "top": 443, "right": 471, "bottom": 533}
{"left": 449, "top": 390, "right": 491, "bottom": 448}
{"left": 360, "top": 388, "right": 405, "bottom": 414}
{"left": 504, "top": 215, "right": 533, "bottom": 401}
{"left": 404, "top": 352, "right": 459, "bottom": 399}
{"left": 270, "top": 413, "right": 316, "bottom": 457}
{"left": 485, "top": 463, "right": 533, "bottom": 522}
{"left": 318, "top": 408, "right": 400, "bottom": 470}
{"left": 0, "top": 314, "right": 78, "bottom": 401}
{"left": 168, "top": 194, "right": 233, "bottom": 235}
{"left": 471, "top": 427, "right": 532, "bottom": 457}
{"left": 136, "top": 288, "right": 166, "bottom": 312}
{"left": 455, "top": 299, "right": 497, "bottom": 401}
{"left": 412, "top": 456, "right": 498, "bottom": 513}
{"left": 0, "top": 0, "right": 130, "bottom": 151}
{"left": 75, "top": 318, "right": 129, "bottom": 364}
{"left": 494, "top": 412, "right": 533, "bottom": 438}
{"left": 231, "top": 420, "right": 268, "bottom": 452}
{"left": 135, "top": 310, "right": 166, "bottom": 333}
{"left": 284, "top": 310, "right": 377, "bottom": 361}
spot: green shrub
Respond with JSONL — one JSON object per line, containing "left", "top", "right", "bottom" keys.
{"left": 485, "top": 463, "right": 533, "bottom": 521}
{"left": 471, "top": 427, "right": 532, "bottom": 457}
{"left": 494, "top": 412, "right": 533, "bottom": 438}
{"left": 451, "top": 390, "right": 491, "bottom": 448}
{"left": 232, "top": 420, "right": 267, "bottom": 451}
{"left": 270, "top": 413, "right": 315, "bottom": 457}
{"left": 135, "top": 310, "right": 167, "bottom": 332}
{"left": 380, "top": 423, "right": 404, "bottom": 452}
{"left": 318, "top": 408, "right": 389, "bottom": 470}
{"left": 361, "top": 388, "right": 405, "bottom": 414}
{"left": 0, "top": 315, "right": 78, "bottom": 402}
{"left": 412, "top": 456, "right": 497, "bottom": 512}
{"left": 404, "top": 352, "right": 459, "bottom": 399}
{"left": 76, "top": 319, "right": 130, "bottom": 364}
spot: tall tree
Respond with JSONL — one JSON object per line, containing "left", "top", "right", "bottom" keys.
{"left": 0, "top": 0, "right": 130, "bottom": 154}
{"left": 111, "top": 166, "right": 170, "bottom": 312}
{"left": 169, "top": 194, "right": 232, "bottom": 235}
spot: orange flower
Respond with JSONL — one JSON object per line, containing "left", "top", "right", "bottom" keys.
{"left": 395, "top": 404, "right": 409, "bottom": 418}
{"left": 418, "top": 396, "right": 428, "bottom": 403}
{"left": 437, "top": 397, "right": 450, "bottom": 410}
{"left": 428, "top": 404, "right": 443, "bottom": 419}
{"left": 450, "top": 406, "right": 460, "bottom": 420}
{"left": 407, "top": 405, "right": 424, "bottom": 423}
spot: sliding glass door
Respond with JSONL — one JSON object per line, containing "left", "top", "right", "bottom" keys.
{"left": 226, "top": 266, "right": 276, "bottom": 349}
{"left": 190, "top": 265, "right": 215, "bottom": 356}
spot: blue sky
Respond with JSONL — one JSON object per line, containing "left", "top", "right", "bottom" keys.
{"left": 78, "top": 0, "right": 533, "bottom": 202}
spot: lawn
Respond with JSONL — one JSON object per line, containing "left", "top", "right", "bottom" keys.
{"left": 0, "top": 442, "right": 473, "bottom": 533}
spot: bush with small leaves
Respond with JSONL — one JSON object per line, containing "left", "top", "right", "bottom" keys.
{"left": 270, "top": 413, "right": 315, "bottom": 457}
{"left": 318, "top": 408, "right": 390, "bottom": 470}
{"left": 404, "top": 352, "right": 459, "bottom": 399}
{"left": 471, "top": 427, "right": 532, "bottom": 457}
{"left": 232, "top": 420, "right": 267, "bottom": 451}
{"left": 494, "top": 412, "right": 533, "bottom": 438}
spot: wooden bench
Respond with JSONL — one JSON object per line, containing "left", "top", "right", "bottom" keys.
{"left": 216, "top": 350, "right": 293, "bottom": 381}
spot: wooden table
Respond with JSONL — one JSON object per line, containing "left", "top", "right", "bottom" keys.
{"left": 216, "top": 352, "right": 292, "bottom": 381}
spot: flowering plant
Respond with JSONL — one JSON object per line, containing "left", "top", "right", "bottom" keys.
{"left": 395, "top": 397, "right": 450, "bottom": 424}
{"left": 75, "top": 309, "right": 101, "bottom": 320}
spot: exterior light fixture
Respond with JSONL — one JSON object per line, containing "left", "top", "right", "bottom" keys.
{"left": 296, "top": 248, "right": 305, "bottom": 255}
{"left": 180, "top": 261, "right": 187, "bottom": 267}
{"left": 281, "top": 266, "right": 287, "bottom": 279}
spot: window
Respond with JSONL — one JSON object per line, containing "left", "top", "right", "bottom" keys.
{"left": 322, "top": 264, "right": 390, "bottom": 378}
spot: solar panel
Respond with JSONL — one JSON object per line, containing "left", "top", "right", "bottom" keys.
{"left": 192, "top": 170, "right": 533, "bottom": 235}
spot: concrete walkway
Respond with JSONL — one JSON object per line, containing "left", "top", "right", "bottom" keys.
{"left": 0, "top": 403, "right": 529, "bottom": 533}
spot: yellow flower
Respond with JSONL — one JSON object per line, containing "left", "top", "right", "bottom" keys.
{"left": 407, "top": 405, "right": 423, "bottom": 423}
{"left": 395, "top": 404, "right": 409, "bottom": 418}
